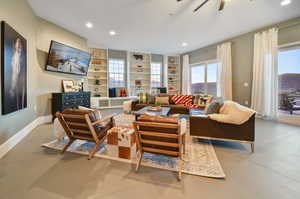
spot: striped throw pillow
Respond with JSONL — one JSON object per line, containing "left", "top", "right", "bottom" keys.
{"left": 171, "top": 94, "right": 193, "bottom": 105}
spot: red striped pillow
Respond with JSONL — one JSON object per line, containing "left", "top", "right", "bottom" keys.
{"left": 171, "top": 94, "right": 193, "bottom": 105}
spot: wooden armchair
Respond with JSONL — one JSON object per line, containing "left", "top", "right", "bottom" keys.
{"left": 133, "top": 115, "right": 187, "bottom": 181}
{"left": 56, "top": 109, "right": 114, "bottom": 160}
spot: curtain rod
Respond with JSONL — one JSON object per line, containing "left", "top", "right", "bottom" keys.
{"left": 277, "top": 21, "right": 300, "bottom": 30}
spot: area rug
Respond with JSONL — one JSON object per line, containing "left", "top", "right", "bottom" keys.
{"left": 42, "top": 137, "right": 226, "bottom": 179}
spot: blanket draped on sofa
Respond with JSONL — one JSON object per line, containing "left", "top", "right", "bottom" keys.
{"left": 209, "top": 101, "right": 256, "bottom": 125}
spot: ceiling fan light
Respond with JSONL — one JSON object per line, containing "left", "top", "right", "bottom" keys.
{"left": 281, "top": 0, "right": 291, "bottom": 6}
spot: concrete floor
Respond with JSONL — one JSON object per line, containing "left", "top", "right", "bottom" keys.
{"left": 0, "top": 111, "right": 300, "bottom": 199}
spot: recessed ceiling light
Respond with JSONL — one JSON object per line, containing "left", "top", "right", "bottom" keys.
{"left": 86, "top": 22, "right": 93, "bottom": 28}
{"left": 281, "top": 0, "right": 291, "bottom": 6}
{"left": 182, "top": 42, "right": 188, "bottom": 47}
{"left": 109, "top": 30, "right": 116, "bottom": 36}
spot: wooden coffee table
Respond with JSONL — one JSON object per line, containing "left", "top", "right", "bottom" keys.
{"left": 133, "top": 106, "right": 171, "bottom": 120}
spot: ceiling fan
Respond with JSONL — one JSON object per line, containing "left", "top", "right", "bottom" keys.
{"left": 177, "top": 0, "right": 227, "bottom": 12}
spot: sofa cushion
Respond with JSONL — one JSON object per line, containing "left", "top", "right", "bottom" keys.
{"left": 155, "top": 96, "right": 169, "bottom": 105}
{"left": 158, "top": 93, "right": 175, "bottom": 104}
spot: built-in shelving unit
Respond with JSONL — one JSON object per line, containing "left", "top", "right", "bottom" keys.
{"left": 167, "top": 56, "right": 181, "bottom": 94}
{"left": 91, "top": 96, "right": 138, "bottom": 109}
{"left": 88, "top": 48, "right": 108, "bottom": 97}
{"left": 129, "top": 52, "right": 151, "bottom": 96}
{"left": 86, "top": 49, "right": 178, "bottom": 109}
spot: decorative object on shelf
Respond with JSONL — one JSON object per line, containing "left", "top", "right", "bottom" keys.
{"left": 136, "top": 65, "right": 143, "bottom": 72}
{"left": 1, "top": 21, "right": 27, "bottom": 115}
{"left": 95, "top": 79, "right": 100, "bottom": 85}
{"left": 62, "top": 80, "right": 75, "bottom": 92}
{"left": 89, "top": 48, "right": 108, "bottom": 97}
{"left": 45, "top": 41, "right": 91, "bottom": 76}
{"left": 133, "top": 54, "right": 143, "bottom": 60}
{"left": 167, "top": 56, "right": 180, "bottom": 94}
{"left": 109, "top": 88, "right": 117, "bottom": 97}
{"left": 80, "top": 78, "right": 84, "bottom": 91}
{"left": 135, "top": 80, "right": 142, "bottom": 86}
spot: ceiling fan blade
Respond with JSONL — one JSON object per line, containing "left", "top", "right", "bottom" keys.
{"left": 193, "top": 0, "right": 210, "bottom": 12}
{"left": 218, "top": 0, "right": 225, "bottom": 11}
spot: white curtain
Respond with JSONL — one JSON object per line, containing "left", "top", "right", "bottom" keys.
{"left": 217, "top": 42, "right": 232, "bottom": 100}
{"left": 251, "top": 28, "right": 278, "bottom": 119}
{"left": 182, "top": 55, "right": 191, "bottom": 94}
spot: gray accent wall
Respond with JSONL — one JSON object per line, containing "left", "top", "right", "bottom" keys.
{"left": 0, "top": 0, "right": 89, "bottom": 145}
{"left": 183, "top": 17, "right": 300, "bottom": 106}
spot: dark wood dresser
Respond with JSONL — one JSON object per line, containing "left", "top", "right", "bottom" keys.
{"left": 52, "top": 92, "right": 91, "bottom": 119}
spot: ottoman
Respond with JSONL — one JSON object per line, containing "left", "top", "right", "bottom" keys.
{"left": 106, "top": 126, "right": 136, "bottom": 160}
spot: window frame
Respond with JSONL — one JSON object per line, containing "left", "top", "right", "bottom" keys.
{"left": 190, "top": 59, "right": 219, "bottom": 95}
{"left": 108, "top": 58, "right": 126, "bottom": 88}
{"left": 150, "top": 61, "right": 163, "bottom": 88}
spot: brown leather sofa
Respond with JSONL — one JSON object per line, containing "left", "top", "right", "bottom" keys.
{"left": 190, "top": 114, "right": 255, "bottom": 152}
{"left": 131, "top": 94, "right": 190, "bottom": 115}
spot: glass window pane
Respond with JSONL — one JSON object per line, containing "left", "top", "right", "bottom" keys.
{"left": 109, "top": 59, "right": 125, "bottom": 88}
{"left": 207, "top": 63, "right": 218, "bottom": 96}
{"left": 151, "top": 62, "right": 162, "bottom": 87}
{"left": 278, "top": 47, "right": 300, "bottom": 115}
{"left": 191, "top": 65, "right": 205, "bottom": 94}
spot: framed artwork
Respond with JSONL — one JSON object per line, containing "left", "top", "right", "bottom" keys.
{"left": 45, "top": 41, "right": 91, "bottom": 76}
{"left": 1, "top": 21, "right": 27, "bottom": 115}
{"left": 62, "top": 80, "right": 75, "bottom": 92}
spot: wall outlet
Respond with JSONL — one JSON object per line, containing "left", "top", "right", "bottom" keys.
{"left": 243, "top": 82, "right": 249, "bottom": 87}
{"left": 245, "top": 101, "right": 249, "bottom": 105}
{"left": 34, "top": 105, "right": 37, "bottom": 112}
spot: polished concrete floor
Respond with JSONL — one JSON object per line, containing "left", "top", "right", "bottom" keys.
{"left": 0, "top": 112, "right": 300, "bottom": 199}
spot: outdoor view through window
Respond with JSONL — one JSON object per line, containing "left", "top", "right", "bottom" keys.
{"left": 278, "top": 47, "right": 300, "bottom": 115}
{"left": 191, "top": 62, "right": 218, "bottom": 96}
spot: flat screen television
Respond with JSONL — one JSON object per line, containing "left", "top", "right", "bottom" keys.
{"left": 45, "top": 41, "right": 91, "bottom": 76}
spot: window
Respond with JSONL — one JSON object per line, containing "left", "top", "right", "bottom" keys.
{"left": 151, "top": 62, "right": 162, "bottom": 88}
{"left": 109, "top": 59, "right": 125, "bottom": 88}
{"left": 278, "top": 46, "right": 300, "bottom": 115}
{"left": 191, "top": 61, "right": 218, "bottom": 96}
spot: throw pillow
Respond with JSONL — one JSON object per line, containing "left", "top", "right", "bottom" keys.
{"left": 171, "top": 94, "right": 193, "bottom": 105}
{"left": 204, "top": 100, "right": 224, "bottom": 115}
{"left": 155, "top": 96, "right": 169, "bottom": 105}
{"left": 78, "top": 106, "right": 104, "bottom": 126}
{"left": 139, "top": 92, "right": 148, "bottom": 104}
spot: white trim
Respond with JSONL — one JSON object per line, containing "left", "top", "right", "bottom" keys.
{"left": 190, "top": 59, "right": 218, "bottom": 67}
{"left": 0, "top": 115, "right": 52, "bottom": 159}
{"left": 278, "top": 41, "right": 300, "bottom": 49}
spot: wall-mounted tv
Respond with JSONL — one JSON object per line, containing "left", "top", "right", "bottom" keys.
{"left": 45, "top": 41, "right": 91, "bottom": 76}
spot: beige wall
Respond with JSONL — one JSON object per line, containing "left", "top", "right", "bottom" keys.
{"left": 35, "top": 17, "right": 88, "bottom": 116}
{"left": 183, "top": 17, "right": 300, "bottom": 106}
{"left": 0, "top": 0, "right": 89, "bottom": 145}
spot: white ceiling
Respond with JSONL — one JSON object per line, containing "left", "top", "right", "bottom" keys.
{"left": 28, "top": 0, "right": 300, "bottom": 54}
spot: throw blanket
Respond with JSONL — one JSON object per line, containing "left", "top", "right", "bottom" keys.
{"left": 209, "top": 101, "right": 256, "bottom": 125}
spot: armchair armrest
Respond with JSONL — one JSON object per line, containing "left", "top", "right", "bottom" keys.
{"left": 91, "top": 113, "right": 117, "bottom": 126}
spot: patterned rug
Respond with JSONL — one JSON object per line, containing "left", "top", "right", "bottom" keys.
{"left": 42, "top": 137, "right": 226, "bottom": 179}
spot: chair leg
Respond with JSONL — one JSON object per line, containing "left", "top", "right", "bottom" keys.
{"left": 61, "top": 139, "right": 75, "bottom": 154}
{"left": 178, "top": 159, "right": 183, "bottom": 181}
{"left": 88, "top": 142, "right": 101, "bottom": 160}
{"left": 251, "top": 143, "right": 255, "bottom": 153}
{"left": 136, "top": 151, "right": 143, "bottom": 172}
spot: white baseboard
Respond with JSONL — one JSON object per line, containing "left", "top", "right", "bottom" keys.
{"left": 0, "top": 115, "right": 52, "bottom": 159}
